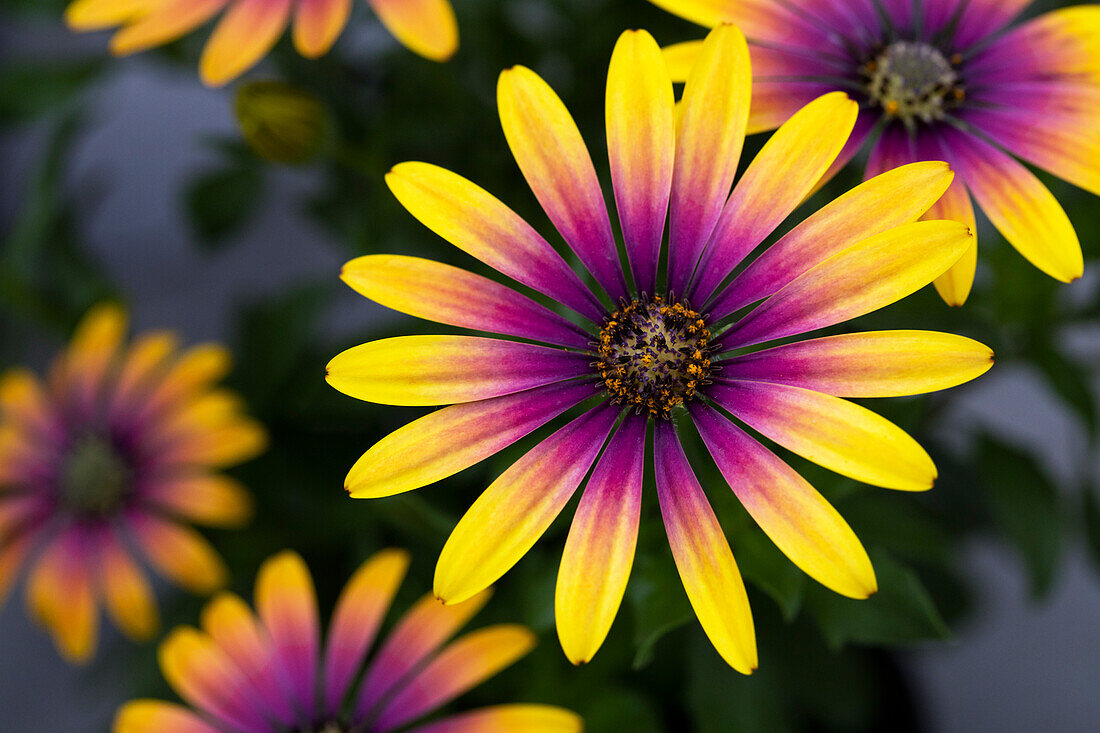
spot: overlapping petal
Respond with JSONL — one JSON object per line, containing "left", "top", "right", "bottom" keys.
{"left": 499, "top": 65, "right": 626, "bottom": 300}
{"left": 344, "top": 381, "right": 595, "bottom": 498}
{"left": 654, "top": 422, "right": 756, "bottom": 673}
{"left": 606, "top": 29, "right": 675, "bottom": 293}
{"left": 158, "top": 627, "right": 270, "bottom": 732}
{"left": 721, "top": 331, "right": 994, "bottom": 397}
{"left": 109, "top": 0, "right": 227, "bottom": 56}
{"left": 668, "top": 24, "right": 751, "bottom": 293}
{"left": 200, "top": 592, "right": 295, "bottom": 724}
{"left": 693, "top": 405, "right": 876, "bottom": 598}
{"left": 326, "top": 336, "right": 591, "bottom": 407}
{"left": 341, "top": 255, "right": 590, "bottom": 349}
{"left": 98, "top": 531, "right": 159, "bottom": 641}
{"left": 356, "top": 589, "right": 492, "bottom": 718}
{"left": 724, "top": 220, "right": 974, "bottom": 348}
{"left": 435, "top": 406, "right": 619, "bottom": 605}
{"left": 323, "top": 548, "right": 410, "bottom": 712}
{"left": 386, "top": 162, "right": 604, "bottom": 322}
{"left": 689, "top": 91, "right": 858, "bottom": 302}
{"left": 939, "top": 127, "right": 1083, "bottom": 283}
{"left": 372, "top": 625, "right": 536, "bottom": 732}
{"left": 556, "top": 415, "right": 645, "bottom": 664}
{"left": 715, "top": 162, "right": 955, "bottom": 317}
{"left": 255, "top": 551, "right": 320, "bottom": 717}
{"left": 709, "top": 380, "right": 937, "bottom": 491}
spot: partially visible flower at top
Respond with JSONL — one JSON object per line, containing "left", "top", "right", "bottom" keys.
{"left": 0, "top": 304, "right": 265, "bottom": 663}
{"left": 113, "top": 549, "right": 583, "bottom": 733}
{"left": 327, "top": 27, "right": 993, "bottom": 672}
{"left": 648, "top": 0, "right": 1095, "bottom": 305}
{"left": 64, "top": 0, "right": 459, "bottom": 87}
{"left": 235, "top": 80, "right": 328, "bottom": 165}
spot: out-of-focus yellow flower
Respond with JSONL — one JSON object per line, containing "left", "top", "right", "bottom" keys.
{"left": 0, "top": 304, "right": 265, "bottom": 663}
{"left": 65, "top": 0, "right": 459, "bottom": 87}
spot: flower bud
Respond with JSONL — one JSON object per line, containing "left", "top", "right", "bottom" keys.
{"left": 234, "top": 80, "right": 327, "bottom": 165}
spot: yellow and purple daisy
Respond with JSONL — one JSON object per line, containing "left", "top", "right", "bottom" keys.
{"left": 113, "top": 549, "right": 583, "bottom": 733}
{"left": 64, "top": 0, "right": 459, "bottom": 87}
{"left": 649, "top": 0, "right": 1095, "bottom": 304}
{"left": 326, "top": 26, "right": 994, "bottom": 672}
{"left": 0, "top": 304, "right": 264, "bottom": 662}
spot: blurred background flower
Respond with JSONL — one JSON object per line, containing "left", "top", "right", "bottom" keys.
{"left": 0, "top": 303, "right": 264, "bottom": 662}
{"left": 114, "top": 548, "right": 581, "bottom": 733}
{"left": 65, "top": 0, "right": 459, "bottom": 86}
{"left": 649, "top": 0, "right": 1096, "bottom": 305}
{"left": 1, "top": 0, "right": 1098, "bottom": 731}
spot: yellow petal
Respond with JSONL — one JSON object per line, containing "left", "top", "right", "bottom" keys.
{"left": 556, "top": 417, "right": 644, "bottom": 665}
{"left": 661, "top": 39, "right": 704, "bottom": 82}
{"left": 344, "top": 381, "right": 593, "bottom": 498}
{"left": 711, "top": 381, "right": 937, "bottom": 491}
{"left": 435, "top": 407, "right": 618, "bottom": 604}
{"left": 325, "top": 335, "right": 589, "bottom": 407}
{"left": 694, "top": 405, "right": 876, "bottom": 598}
{"left": 668, "top": 24, "right": 751, "bottom": 292}
{"left": 691, "top": 91, "right": 858, "bottom": 300}
{"left": 654, "top": 422, "right": 756, "bottom": 673}
{"left": 368, "top": 0, "right": 458, "bottom": 61}
{"left": 199, "top": 0, "right": 293, "bottom": 87}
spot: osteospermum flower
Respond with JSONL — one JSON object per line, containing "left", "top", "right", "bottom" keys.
{"left": 113, "top": 549, "right": 583, "bottom": 733}
{"left": 649, "top": 0, "right": 1094, "bottom": 304}
{"left": 0, "top": 304, "right": 264, "bottom": 662}
{"left": 326, "top": 26, "right": 993, "bottom": 671}
{"left": 64, "top": 0, "right": 459, "bottom": 87}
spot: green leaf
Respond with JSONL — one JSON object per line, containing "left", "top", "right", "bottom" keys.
{"left": 185, "top": 161, "right": 265, "bottom": 246}
{"left": 1031, "top": 346, "right": 1097, "bottom": 437}
{"left": 371, "top": 493, "right": 457, "bottom": 546}
{"left": 581, "top": 688, "right": 664, "bottom": 733}
{"left": 685, "top": 632, "right": 793, "bottom": 733}
{"left": 1082, "top": 485, "right": 1100, "bottom": 572}
{"left": 976, "top": 436, "right": 1062, "bottom": 598}
{"left": 0, "top": 59, "right": 104, "bottom": 127}
{"left": 627, "top": 536, "right": 694, "bottom": 669}
{"left": 840, "top": 492, "right": 953, "bottom": 565}
{"left": 231, "top": 282, "right": 331, "bottom": 410}
{"left": 805, "top": 550, "right": 950, "bottom": 649}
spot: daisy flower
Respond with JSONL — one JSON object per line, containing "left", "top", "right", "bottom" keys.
{"left": 113, "top": 549, "right": 583, "bottom": 733}
{"left": 326, "top": 26, "right": 993, "bottom": 672}
{"left": 649, "top": 0, "right": 1094, "bottom": 304}
{"left": 64, "top": 0, "right": 459, "bottom": 87}
{"left": 0, "top": 304, "right": 264, "bottom": 662}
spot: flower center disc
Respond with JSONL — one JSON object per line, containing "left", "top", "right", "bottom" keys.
{"left": 864, "top": 41, "right": 961, "bottom": 125}
{"left": 596, "top": 296, "right": 712, "bottom": 419}
{"left": 60, "top": 433, "right": 132, "bottom": 517}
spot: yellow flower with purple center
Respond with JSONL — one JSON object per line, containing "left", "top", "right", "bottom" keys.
{"left": 113, "top": 549, "right": 583, "bottom": 733}
{"left": 326, "top": 26, "right": 994, "bottom": 672}
{"left": 64, "top": 0, "right": 459, "bottom": 87}
{"left": 0, "top": 304, "right": 264, "bottom": 663}
{"left": 649, "top": 0, "right": 1095, "bottom": 305}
